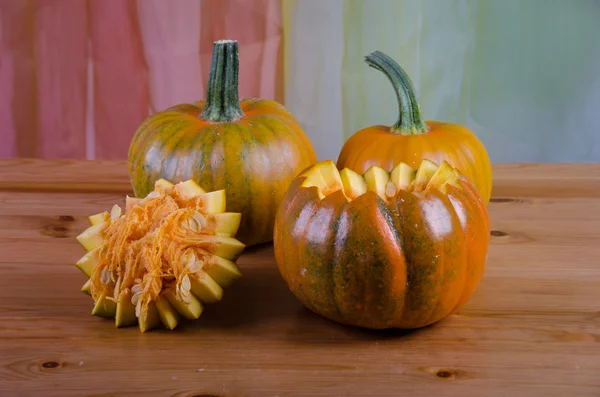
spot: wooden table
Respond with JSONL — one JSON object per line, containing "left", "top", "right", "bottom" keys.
{"left": 1, "top": 159, "right": 599, "bottom": 396}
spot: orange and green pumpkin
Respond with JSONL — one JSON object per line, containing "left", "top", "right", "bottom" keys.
{"left": 273, "top": 159, "right": 490, "bottom": 329}
{"left": 337, "top": 50, "right": 492, "bottom": 204}
{"left": 128, "top": 40, "right": 317, "bottom": 246}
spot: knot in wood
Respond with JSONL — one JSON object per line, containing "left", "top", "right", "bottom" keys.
{"left": 436, "top": 369, "right": 455, "bottom": 379}
{"left": 41, "top": 224, "right": 70, "bottom": 238}
{"left": 41, "top": 361, "right": 61, "bottom": 369}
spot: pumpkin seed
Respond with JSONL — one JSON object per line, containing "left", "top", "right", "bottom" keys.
{"left": 385, "top": 181, "right": 397, "bottom": 198}
{"left": 110, "top": 205, "right": 122, "bottom": 221}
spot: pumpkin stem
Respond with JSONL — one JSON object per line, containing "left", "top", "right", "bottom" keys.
{"left": 364, "top": 50, "right": 428, "bottom": 135}
{"left": 201, "top": 40, "right": 244, "bottom": 123}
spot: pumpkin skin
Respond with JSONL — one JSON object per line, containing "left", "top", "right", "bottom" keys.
{"left": 337, "top": 50, "right": 492, "bottom": 204}
{"left": 273, "top": 160, "right": 490, "bottom": 329}
{"left": 128, "top": 40, "right": 317, "bottom": 246}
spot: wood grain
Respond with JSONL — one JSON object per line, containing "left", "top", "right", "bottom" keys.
{"left": 0, "top": 159, "right": 132, "bottom": 193}
{"left": 0, "top": 159, "right": 599, "bottom": 396}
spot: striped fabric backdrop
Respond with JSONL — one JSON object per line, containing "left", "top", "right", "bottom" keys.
{"left": 1, "top": 0, "right": 599, "bottom": 162}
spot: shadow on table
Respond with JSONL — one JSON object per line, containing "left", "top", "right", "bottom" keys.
{"left": 187, "top": 265, "right": 298, "bottom": 330}
{"left": 281, "top": 306, "right": 428, "bottom": 344}
{"left": 184, "top": 242, "right": 298, "bottom": 331}
{"left": 185, "top": 243, "right": 430, "bottom": 342}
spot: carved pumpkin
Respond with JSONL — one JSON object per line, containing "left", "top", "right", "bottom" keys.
{"left": 274, "top": 159, "right": 490, "bottom": 329}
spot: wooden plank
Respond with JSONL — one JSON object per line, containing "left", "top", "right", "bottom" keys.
{"left": 2, "top": 159, "right": 600, "bottom": 197}
{"left": 490, "top": 163, "right": 600, "bottom": 198}
{"left": 0, "top": 248, "right": 599, "bottom": 396}
{"left": 0, "top": 159, "right": 131, "bottom": 193}
{"left": 0, "top": 191, "right": 125, "bottom": 216}
{"left": 6, "top": 250, "right": 598, "bottom": 397}
{"left": 0, "top": 160, "right": 599, "bottom": 396}
{"left": 1, "top": 194, "right": 599, "bottom": 266}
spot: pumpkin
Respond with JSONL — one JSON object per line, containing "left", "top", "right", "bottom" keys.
{"left": 75, "top": 178, "right": 244, "bottom": 332}
{"left": 273, "top": 159, "right": 490, "bottom": 329}
{"left": 128, "top": 40, "right": 317, "bottom": 246}
{"left": 337, "top": 50, "right": 492, "bottom": 204}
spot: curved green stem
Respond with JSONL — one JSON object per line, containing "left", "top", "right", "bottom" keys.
{"left": 200, "top": 40, "right": 244, "bottom": 122}
{"left": 364, "top": 50, "right": 428, "bottom": 135}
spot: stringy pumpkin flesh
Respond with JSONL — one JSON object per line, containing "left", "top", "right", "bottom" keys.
{"left": 75, "top": 179, "right": 244, "bottom": 332}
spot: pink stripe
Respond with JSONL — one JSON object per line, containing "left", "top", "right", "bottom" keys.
{"left": 1, "top": 0, "right": 282, "bottom": 160}
{"left": 262, "top": 0, "right": 283, "bottom": 102}
{"left": 137, "top": 0, "right": 204, "bottom": 112}
{"left": 200, "top": 0, "right": 282, "bottom": 101}
{"left": 0, "top": 1, "right": 36, "bottom": 158}
{"left": 34, "top": 0, "right": 88, "bottom": 159}
{"left": 0, "top": 2, "right": 17, "bottom": 158}
{"left": 90, "top": 0, "right": 150, "bottom": 160}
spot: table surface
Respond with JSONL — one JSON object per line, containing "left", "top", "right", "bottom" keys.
{"left": 1, "top": 159, "right": 599, "bottom": 397}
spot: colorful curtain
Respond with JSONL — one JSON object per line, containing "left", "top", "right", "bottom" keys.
{"left": 0, "top": 0, "right": 282, "bottom": 159}
{"left": 1, "top": 0, "right": 599, "bottom": 162}
{"left": 284, "top": 0, "right": 600, "bottom": 162}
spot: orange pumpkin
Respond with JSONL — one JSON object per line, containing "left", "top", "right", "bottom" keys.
{"left": 337, "top": 50, "right": 492, "bottom": 204}
{"left": 128, "top": 40, "right": 317, "bottom": 246}
{"left": 274, "top": 159, "right": 490, "bottom": 329}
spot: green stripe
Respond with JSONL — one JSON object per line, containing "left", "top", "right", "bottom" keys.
{"left": 191, "top": 124, "right": 219, "bottom": 192}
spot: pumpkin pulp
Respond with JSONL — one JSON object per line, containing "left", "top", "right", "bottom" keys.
{"left": 75, "top": 179, "right": 244, "bottom": 332}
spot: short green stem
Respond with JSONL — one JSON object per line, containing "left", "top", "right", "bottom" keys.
{"left": 200, "top": 40, "right": 244, "bottom": 123}
{"left": 364, "top": 50, "right": 428, "bottom": 135}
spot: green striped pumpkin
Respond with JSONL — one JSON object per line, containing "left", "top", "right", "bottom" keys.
{"left": 127, "top": 40, "right": 317, "bottom": 246}
{"left": 273, "top": 160, "right": 490, "bottom": 329}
